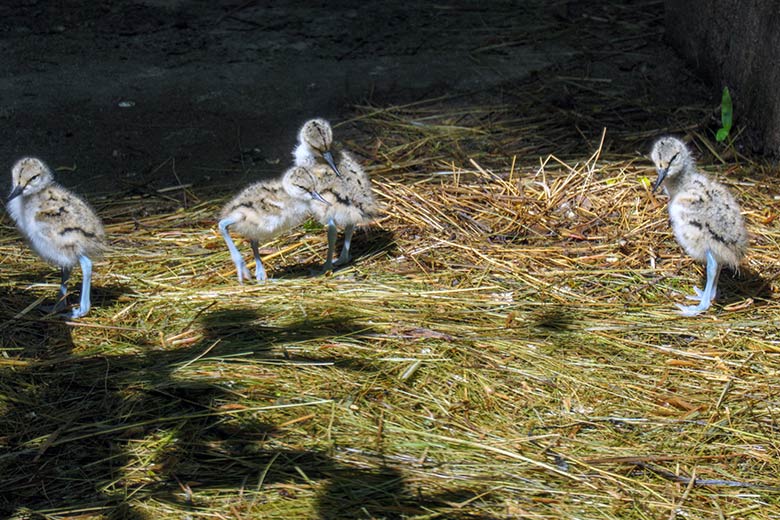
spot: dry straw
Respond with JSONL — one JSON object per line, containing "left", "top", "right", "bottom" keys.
{"left": 1, "top": 96, "right": 779, "bottom": 519}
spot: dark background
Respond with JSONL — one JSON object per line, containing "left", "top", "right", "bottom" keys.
{"left": 0, "top": 0, "right": 719, "bottom": 197}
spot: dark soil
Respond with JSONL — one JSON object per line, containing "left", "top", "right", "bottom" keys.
{"left": 1, "top": 0, "right": 711, "bottom": 195}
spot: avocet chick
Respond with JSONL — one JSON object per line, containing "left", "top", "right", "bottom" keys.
{"left": 650, "top": 136, "right": 748, "bottom": 316}
{"left": 293, "top": 119, "right": 380, "bottom": 267}
{"left": 309, "top": 159, "right": 380, "bottom": 271}
{"left": 7, "top": 157, "right": 106, "bottom": 319}
{"left": 219, "top": 166, "right": 328, "bottom": 283}
{"left": 293, "top": 118, "right": 342, "bottom": 177}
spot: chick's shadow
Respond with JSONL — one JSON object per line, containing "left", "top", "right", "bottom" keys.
{"left": 273, "top": 225, "right": 397, "bottom": 279}
{"left": 720, "top": 266, "right": 772, "bottom": 306}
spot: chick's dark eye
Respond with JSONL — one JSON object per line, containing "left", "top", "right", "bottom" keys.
{"left": 669, "top": 152, "right": 680, "bottom": 164}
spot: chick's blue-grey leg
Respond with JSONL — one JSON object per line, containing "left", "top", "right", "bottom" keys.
{"left": 335, "top": 224, "right": 355, "bottom": 265}
{"left": 69, "top": 255, "right": 92, "bottom": 319}
{"left": 686, "top": 263, "right": 722, "bottom": 302}
{"left": 250, "top": 240, "right": 267, "bottom": 282}
{"left": 321, "top": 218, "right": 337, "bottom": 273}
{"left": 219, "top": 217, "right": 251, "bottom": 284}
{"left": 677, "top": 250, "right": 719, "bottom": 316}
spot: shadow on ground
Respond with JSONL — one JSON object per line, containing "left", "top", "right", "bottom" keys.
{"left": 0, "top": 305, "right": 493, "bottom": 519}
{"left": 725, "top": 266, "right": 772, "bottom": 305}
{"left": 273, "top": 226, "right": 397, "bottom": 280}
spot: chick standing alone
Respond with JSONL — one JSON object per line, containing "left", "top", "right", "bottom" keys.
{"left": 650, "top": 136, "right": 748, "bottom": 316}
{"left": 219, "top": 166, "right": 328, "bottom": 283}
{"left": 7, "top": 157, "right": 106, "bottom": 319}
{"left": 293, "top": 119, "right": 380, "bottom": 269}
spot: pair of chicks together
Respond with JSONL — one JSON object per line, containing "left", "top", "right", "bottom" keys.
{"left": 6, "top": 133, "right": 745, "bottom": 319}
{"left": 6, "top": 118, "right": 377, "bottom": 319}
{"left": 218, "top": 119, "right": 379, "bottom": 284}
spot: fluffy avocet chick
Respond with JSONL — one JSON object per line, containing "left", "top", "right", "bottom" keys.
{"left": 650, "top": 136, "right": 748, "bottom": 316}
{"left": 292, "top": 118, "right": 342, "bottom": 177}
{"left": 219, "top": 166, "right": 328, "bottom": 283}
{"left": 7, "top": 157, "right": 106, "bottom": 319}
{"left": 293, "top": 119, "right": 380, "bottom": 267}
{"left": 308, "top": 161, "right": 379, "bottom": 272}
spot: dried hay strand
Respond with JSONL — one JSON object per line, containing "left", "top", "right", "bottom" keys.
{"left": 1, "top": 100, "right": 780, "bottom": 518}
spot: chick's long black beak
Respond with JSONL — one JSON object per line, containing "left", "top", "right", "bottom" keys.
{"left": 652, "top": 168, "right": 668, "bottom": 193}
{"left": 321, "top": 150, "right": 342, "bottom": 178}
{"left": 310, "top": 190, "right": 331, "bottom": 205}
{"left": 7, "top": 185, "right": 23, "bottom": 202}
